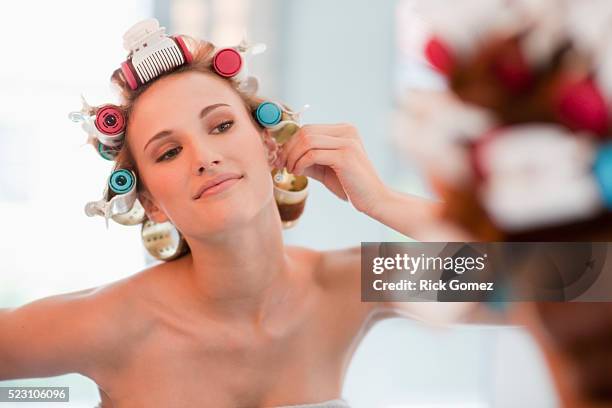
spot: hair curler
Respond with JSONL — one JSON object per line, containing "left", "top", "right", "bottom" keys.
{"left": 85, "top": 169, "right": 141, "bottom": 228}
{"left": 69, "top": 96, "right": 126, "bottom": 150}
{"left": 95, "top": 105, "right": 125, "bottom": 140}
{"left": 254, "top": 101, "right": 309, "bottom": 132}
{"left": 253, "top": 101, "right": 309, "bottom": 183}
{"left": 120, "top": 18, "right": 193, "bottom": 90}
{"left": 108, "top": 169, "right": 135, "bottom": 195}
{"left": 594, "top": 143, "right": 612, "bottom": 209}
{"left": 212, "top": 39, "right": 266, "bottom": 83}
{"left": 97, "top": 141, "right": 121, "bottom": 161}
{"left": 141, "top": 220, "right": 188, "bottom": 261}
{"left": 476, "top": 126, "right": 603, "bottom": 230}
{"left": 553, "top": 76, "right": 610, "bottom": 137}
{"left": 213, "top": 48, "right": 243, "bottom": 78}
{"left": 255, "top": 101, "right": 283, "bottom": 127}
{"left": 112, "top": 198, "right": 146, "bottom": 226}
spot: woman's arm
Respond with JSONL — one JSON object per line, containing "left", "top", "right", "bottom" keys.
{"left": 279, "top": 125, "right": 502, "bottom": 324}
{"left": 0, "top": 282, "right": 138, "bottom": 381}
{"left": 364, "top": 188, "right": 477, "bottom": 241}
{"left": 320, "top": 247, "right": 507, "bottom": 328}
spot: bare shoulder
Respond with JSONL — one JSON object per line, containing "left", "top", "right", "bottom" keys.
{"left": 57, "top": 262, "right": 167, "bottom": 350}
{"left": 87, "top": 260, "right": 177, "bottom": 336}
{"left": 0, "top": 261, "right": 167, "bottom": 381}
{"left": 65, "top": 261, "right": 185, "bottom": 372}
{"left": 282, "top": 245, "right": 359, "bottom": 285}
{"left": 311, "top": 246, "right": 361, "bottom": 290}
{"left": 292, "top": 246, "right": 378, "bottom": 335}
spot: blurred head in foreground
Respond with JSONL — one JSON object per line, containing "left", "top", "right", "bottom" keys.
{"left": 398, "top": 1, "right": 612, "bottom": 405}
{"left": 397, "top": 0, "right": 612, "bottom": 241}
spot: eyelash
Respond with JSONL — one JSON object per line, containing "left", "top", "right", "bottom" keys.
{"left": 156, "top": 120, "right": 234, "bottom": 162}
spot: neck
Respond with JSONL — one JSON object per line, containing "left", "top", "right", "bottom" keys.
{"left": 181, "top": 200, "right": 292, "bottom": 322}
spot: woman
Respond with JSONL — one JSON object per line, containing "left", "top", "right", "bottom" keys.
{"left": 0, "top": 23, "right": 472, "bottom": 408}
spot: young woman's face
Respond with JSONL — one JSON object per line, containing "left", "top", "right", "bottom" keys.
{"left": 127, "top": 71, "right": 275, "bottom": 238}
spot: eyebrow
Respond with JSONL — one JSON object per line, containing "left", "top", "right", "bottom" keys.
{"left": 143, "top": 103, "right": 230, "bottom": 153}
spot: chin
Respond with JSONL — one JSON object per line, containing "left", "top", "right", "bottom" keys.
{"left": 191, "top": 205, "right": 261, "bottom": 234}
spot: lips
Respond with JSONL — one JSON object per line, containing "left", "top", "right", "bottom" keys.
{"left": 192, "top": 173, "right": 243, "bottom": 200}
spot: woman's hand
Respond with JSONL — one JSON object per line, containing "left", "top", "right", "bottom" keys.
{"left": 274, "top": 123, "right": 467, "bottom": 241}
{"left": 274, "top": 123, "right": 387, "bottom": 215}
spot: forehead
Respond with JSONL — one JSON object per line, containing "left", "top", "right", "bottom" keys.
{"left": 128, "top": 71, "right": 244, "bottom": 138}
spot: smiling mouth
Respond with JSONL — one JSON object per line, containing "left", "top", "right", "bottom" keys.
{"left": 195, "top": 176, "right": 243, "bottom": 199}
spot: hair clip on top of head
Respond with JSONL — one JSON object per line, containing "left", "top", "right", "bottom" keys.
{"left": 119, "top": 18, "right": 266, "bottom": 94}
{"left": 120, "top": 18, "right": 193, "bottom": 90}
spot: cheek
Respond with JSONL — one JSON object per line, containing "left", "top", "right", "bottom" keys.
{"left": 143, "top": 165, "right": 187, "bottom": 203}
{"left": 238, "top": 134, "right": 274, "bottom": 201}
{"left": 237, "top": 130, "right": 271, "bottom": 170}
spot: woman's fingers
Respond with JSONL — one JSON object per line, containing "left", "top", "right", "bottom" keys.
{"left": 280, "top": 132, "right": 352, "bottom": 173}
{"left": 293, "top": 151, "right": 349, "bottom": 201}
{"left": 271, "top": 122, "right": 384, "bottom": 213}
{"left": 300, "top": 123, "right": 360, "bottom": 138}
{"left": 278, "top": 124, "right": 358, "bottom": 160}
{"left": 291, "top": 148, "right": 338, "bottom": 174}
{"left": 302, "top": 164, "right": 349, "bottom": 201}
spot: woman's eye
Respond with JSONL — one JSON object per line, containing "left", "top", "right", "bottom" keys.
{"left": 212, "top": 120, "right": 234, "bottom": 134}
{"left": 157, "top": 146, "right": 182, "bottom": 162}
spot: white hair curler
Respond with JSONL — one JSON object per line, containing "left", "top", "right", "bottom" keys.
{"left": 141, "top": 220, "right": 188, "bottom": 261}
{"left": 476, "top": 125, "right": 603, "bottom": 230}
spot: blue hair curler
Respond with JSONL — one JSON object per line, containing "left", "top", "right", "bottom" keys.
{"left": 109, "top": 169, "right": 135, "bottom": 195}
{"left": 85, "top": 168, "right": 140, "bottom": 228}
{"left": 255, "top": 102, "right": 282, "bottom": 128}
{"left": 594, "top": 142, "right": 612, "bottom": 209}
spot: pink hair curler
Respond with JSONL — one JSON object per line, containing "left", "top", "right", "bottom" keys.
{"left": 69, "top": 96, "right": 125, "bottom": 150}
{"left": 554, "top": 76, "right": 610, "bottom": 137}
{"left": 213, "top": 48, "right": 243, "bottom": 77}
{"left": 95, "top": 105, "right": 125, "bottom": 136}
{"left": 212, "top": 40, "right": 266, "bottom": 84}
{"left": 425, "top": 36, "right": 455, "bottom": 75}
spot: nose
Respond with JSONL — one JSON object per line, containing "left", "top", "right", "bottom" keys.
{"left": 191, "top": 142, "right": 222, "bottom": 176}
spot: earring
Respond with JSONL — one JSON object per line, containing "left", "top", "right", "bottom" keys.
{"left": 141, "top": 219, "right": 188, "bottom": 261}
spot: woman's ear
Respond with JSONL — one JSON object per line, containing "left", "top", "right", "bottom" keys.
{"left": 138, "top": 189, "right": 169, "bottom": 224}
{"left": 261, "top": 129, "right": 280, "bottom": 168}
